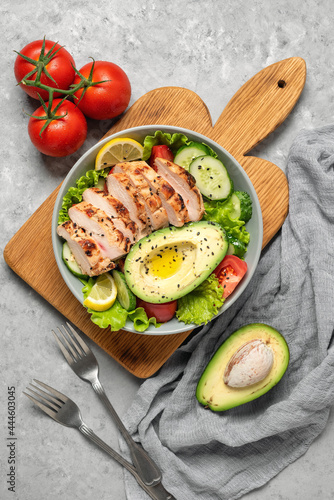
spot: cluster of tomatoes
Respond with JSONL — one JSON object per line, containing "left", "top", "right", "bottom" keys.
{"left": 14, "top": 38, "right": 131, "bottom": 157}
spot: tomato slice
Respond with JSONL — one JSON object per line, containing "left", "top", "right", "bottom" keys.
{"left": 136, "top": 298, "right": 177, "bottom": 323}
{"left": 149, "top": 145, "right": 174, "bottom": 169}
{"left": 213, "top": 255, "right": 247, "bottom": 299}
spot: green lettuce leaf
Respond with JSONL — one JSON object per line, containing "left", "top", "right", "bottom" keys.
{"left": 128, "top": 307, "right": 161, "bottom": 332}
{"left": 203, "top": 199, "right": 250, "bottom": 257}
{"left": 142, "top": 130, "right": 190, "bottom": 160}
{"left": 87, "top": 300, "right": 128, "bottom": 331}
{"left": 200, "top": 142, "right": 218, "bottom": 159}
{"left": 82, "top": 279, "right": 161, "bottom": 332}
{"left": 58, "top": 168, "right": 109, "bottom": 224}
{"left": 234, "top": 191, "right": 252, "bottom": 222}
{"left": 82, "top": 279, "right": 128, "bottom": 331}
{"left": 176, "top": 274, "right": 225, "bottom": 325}
{"left": 226, "top": 233, "right": 247, "bottom": 258}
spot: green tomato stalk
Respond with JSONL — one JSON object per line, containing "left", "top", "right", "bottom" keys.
{"left": 16, "top": 37, "right": 110, "bottom": 107}
{"left": 14, "top": 37, "right": 64, "bottom": 87}
{"left": 16, "top": 36, "right": 111, "bottom": 134}
{"left": 25, "top": 94, "right": 70, "bottom": 136}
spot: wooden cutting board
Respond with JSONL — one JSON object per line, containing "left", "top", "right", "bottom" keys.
{"left": 4, "top": 57, "right": 306, "bottom": 378}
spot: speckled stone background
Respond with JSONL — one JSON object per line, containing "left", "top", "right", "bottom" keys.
{"left": 1, "top": 1, "right": 334, "bottom": 499}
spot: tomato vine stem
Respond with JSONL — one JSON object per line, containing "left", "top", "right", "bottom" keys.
{"left": 25, "top": 93, "right": 70, "bottom": 136}
{"left": 16, "top": 38, "right": 111, "bottom": 134}
{"left": 17, "top": 42, "right": 109, "bottom": 104}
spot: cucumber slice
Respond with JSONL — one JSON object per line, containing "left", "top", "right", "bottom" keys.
{"left": 189, "top": 155, "right": 233, "bottom": 201}
{"left": 112, "top": 269, "right": 136, "bottom": 311}
{"left": 227, "top": 193, "right": 241, "bottom": 220}
{"left": 174, "top": 142, "right": 211, "bottom": 170}
{"left": 226, "top": 233, "right": 247, "bottom": 258}
{"left": 62, "top": 242, "right": 88, "bottom": 279}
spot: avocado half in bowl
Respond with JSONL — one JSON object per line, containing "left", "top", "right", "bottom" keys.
{"left": 52, "top": 125, "right": 263, "bottom": 335}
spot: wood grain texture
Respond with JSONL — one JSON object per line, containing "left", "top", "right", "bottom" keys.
{"left": 3, "top": 57, "right": 306, "bottom": 378}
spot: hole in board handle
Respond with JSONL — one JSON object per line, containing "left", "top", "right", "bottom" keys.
{"left": 278, "top": 80, "right": 286, "bottom": 88}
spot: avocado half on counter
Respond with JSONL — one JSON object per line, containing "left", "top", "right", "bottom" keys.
{"left": 196, "top": 323, "right": 290, "bottom": 411}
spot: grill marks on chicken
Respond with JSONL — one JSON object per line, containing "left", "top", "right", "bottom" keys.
{"left": 113, "top": 162, "right": 169, "bottom": 231}
{"left": 68, "top": 202, "right": 132, "bottom": 260}
{"left": 82, "top": 188, "right": 138, "bottom": 242}
{"left": 57, "top": 221, "right": 116, "bottom": 276}
{"left": 116, "top": 161, "right": 189, "bottom": 227}
{"left": 106, "top": 172, "right": 151, "bottom": 239}
{"left": 153, "top": 158, "right": 205, "bottom": 221}
{"left": 57, "top": 158, "right": 204, "bottom": 277}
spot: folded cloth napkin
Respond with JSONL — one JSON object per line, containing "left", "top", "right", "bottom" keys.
{"left": 120, "top": 125, "right": 334, "bottom": 499}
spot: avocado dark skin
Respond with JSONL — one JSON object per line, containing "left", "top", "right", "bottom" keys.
{"left": 196, "top": 323, "right": 289, "bottom": 411}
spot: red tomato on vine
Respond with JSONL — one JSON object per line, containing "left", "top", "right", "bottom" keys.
{"left": 28, "top": 98, "right": 87, "bottom": 157}
{"left": 14, "top": 38, "right": 75, "bottom": 100}
{"left": 73, "top": 61, "right": 131, "bottom": 120}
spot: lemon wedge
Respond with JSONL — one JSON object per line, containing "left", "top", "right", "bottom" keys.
{"left": 83, "top": 273, "right": 117, "bottom": 311}
{"left": 95, "top": 137, "right": 144, "bottom": 170}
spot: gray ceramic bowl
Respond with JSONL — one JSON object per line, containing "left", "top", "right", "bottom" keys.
{"left": 52, "top": 125, "right": 263, "bottom": 335}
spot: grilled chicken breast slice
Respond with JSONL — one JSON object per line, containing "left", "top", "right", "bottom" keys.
{"left": 57, "top": 220, "right": 116, "bottom": 277}
{"left": 115, "top": 161, "right": 189, "bottom": 227}
{"left": 82, "top": 187, "right": 138, "bottom": 242}
{"left": 153, "top": 158, "right": 205, "bottom": 221}
{"left": 106, "top": 172, "right": 150, "bottom": 238}
{"left": 113, "top": 162, "right": 169, "bottom": 231}
{"left": 68, "top": 202, "right": 131, "bottom": 260}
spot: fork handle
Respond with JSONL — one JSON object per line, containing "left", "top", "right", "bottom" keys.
{"left": 79, "top": 423, "right": 174, "bottom": 500}
{"left": 92, "top": 380, "right": 162, "bottom": 487}
{"left": 79, "top": 422, "right": 135, "bottom": 472}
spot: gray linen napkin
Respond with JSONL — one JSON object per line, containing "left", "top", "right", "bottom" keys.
{"left": 120, "top": 124, "right": 334, "bottom": 499}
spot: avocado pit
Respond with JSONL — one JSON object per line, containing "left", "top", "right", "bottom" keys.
{"left": 223, "top": 339, "right": 274, "bottom": 388}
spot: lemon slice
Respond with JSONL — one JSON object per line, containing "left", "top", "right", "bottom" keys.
{"left": 95, "top": 138, "right": 144, "bottom": 170}
{"left": 83, "top": 273, "right": 117, "bottom": 311}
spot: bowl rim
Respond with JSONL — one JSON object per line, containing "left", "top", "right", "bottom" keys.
{"left": 52, "top": 124, "right": 263, "bottom": 335}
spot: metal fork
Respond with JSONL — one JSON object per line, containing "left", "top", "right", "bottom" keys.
{"left": 51, "top": 322, "right": 161, "bottom": 487}
{"left": 24, "top": 380, "right": 175, "bottom": 500}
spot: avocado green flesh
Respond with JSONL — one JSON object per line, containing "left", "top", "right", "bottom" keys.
{"left": 196, "top": 324, "right": 289, "bottom": 411}
{"left": 124, "top": 221, "right": 228, "bottom": 303}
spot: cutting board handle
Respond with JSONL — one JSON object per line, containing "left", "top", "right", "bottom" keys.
{"left": 211, "top": 57, "right": 306, "bottom": 159}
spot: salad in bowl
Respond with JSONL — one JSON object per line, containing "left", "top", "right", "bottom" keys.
{"left": 52, "top": 125, "right": 263, "bottom": 335}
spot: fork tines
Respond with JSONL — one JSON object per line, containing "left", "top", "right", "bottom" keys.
{"left": 52, "top": 322, "right": 91, "bottom": 364}
{"left": 23, "top": 380, "right": 65, "bottom": 419}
